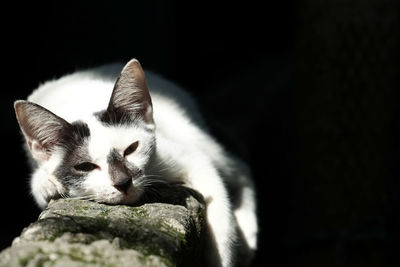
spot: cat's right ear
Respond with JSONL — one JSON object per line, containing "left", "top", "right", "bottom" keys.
{"left": 14, "top": 100, "right": 70, "bottom": 163}
{"left": 105, "top": 59, "right": 154, "bottom": 125}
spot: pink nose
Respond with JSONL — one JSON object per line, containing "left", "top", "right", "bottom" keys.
{"left": 113, "top": 178, "right": 132, "bottom": 194}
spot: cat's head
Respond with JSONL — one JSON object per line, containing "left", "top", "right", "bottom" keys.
{"left": 15, "top": 59, "right": 156, "bottom": 208}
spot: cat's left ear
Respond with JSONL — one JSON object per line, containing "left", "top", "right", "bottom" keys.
{"left": 14, "top": 100, "right": 71, "bottom": 163}
{"left": 107, "top": 59, "right": 153, "bottom": 125}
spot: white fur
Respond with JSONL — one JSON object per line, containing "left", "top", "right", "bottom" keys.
{"left": 22, "top": 62, "right": 258, "bottom": 266}
{"left": 30, "top": 149, "right": 66, "bottom": 207}
{"left": 77, "top": 117, "right": 152, "bottom": 204}
{"left": 234, "top": 187, "right": 258, "bottom": 249}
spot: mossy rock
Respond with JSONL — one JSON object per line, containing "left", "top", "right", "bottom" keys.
{"left": 0, "top": 192, "right": 206, "bottom": 267}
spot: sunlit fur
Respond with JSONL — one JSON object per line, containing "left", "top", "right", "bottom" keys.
{"left": 16, "top": 60, "right": 258, "bottom": 267}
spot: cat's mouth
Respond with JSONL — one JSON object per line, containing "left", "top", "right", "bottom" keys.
{"left": 96, "top": 185, "right": 144, "bottom": 205}
{"left": 68, "top": 184, "right": 144, "bottom": 206}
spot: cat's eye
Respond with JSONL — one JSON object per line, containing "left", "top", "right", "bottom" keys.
{"left": 124, "top": 141, "right": 139, "bottom": 157}
{"left": 73, "top": 162, "right": 98, "bottom": 172}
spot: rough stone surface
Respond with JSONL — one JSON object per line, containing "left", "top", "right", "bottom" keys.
{"left": 0, "top": 193, "right": 206, "bottom": 267}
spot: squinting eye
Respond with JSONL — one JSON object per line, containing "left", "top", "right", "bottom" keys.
{"left": 124, "top": 141, "right": 139, "bottom": 157}
{"left": 73, "top": 162, "right": 98, "bottom": 172}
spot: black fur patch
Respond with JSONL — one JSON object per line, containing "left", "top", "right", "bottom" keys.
{"left": 59, "top": 121, "right": 91, "bottom": 149}
{"left": 54, "top": 121, "right": 91, "bottom": 189}
{"left": 95, "top": 109, "right": 121, "bottom": 125}
{"left": 95, "top": 109, "right": 141, "bottom": 126}
{"left": 107, "top": 149, "right": 142, "bottom": 184}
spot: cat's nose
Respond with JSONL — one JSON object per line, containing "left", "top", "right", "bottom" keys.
{"left": 113, "top": 177, "right": 132, "bottom": 194}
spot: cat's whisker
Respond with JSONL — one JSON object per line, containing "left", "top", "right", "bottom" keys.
{"left": 150, "top": 160, "right": 175, "bottom": 173}
{"left": 152, "top": 157, "right": 170, "bottom": 167}
{"left": 139, "top": 179, "right": 167, "bottom": 188}
{"left": 134, "top": 175, "right": 165, "bottom": 187}
{"left": 156, "top": 165, "right": 175, "bottom": 173}
{"left": 143, "top": 174, "right": 162, "bottom": 178}
{"left": 66, "top": 193, "right": 98, "bottom": 202}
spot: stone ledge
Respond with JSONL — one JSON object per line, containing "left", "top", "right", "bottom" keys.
{"left": 0, "top": 192, "right": 206, "bottom": 267}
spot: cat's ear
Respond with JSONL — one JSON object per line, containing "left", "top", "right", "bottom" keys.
{"left": 14, "top": 100, "right": 71, "bottom": 163}
{"left": 107, "top": 59, "right": 153, "bottom": 124}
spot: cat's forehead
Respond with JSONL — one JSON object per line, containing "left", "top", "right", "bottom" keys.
{"left": 84, "top": 116, "right": 146, "bottom": 159}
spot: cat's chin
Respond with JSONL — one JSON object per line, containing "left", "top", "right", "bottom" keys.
{"left": 97, "top": 187, "right": 143, "bottom": 205}
{"left": 107, "top": 194, "right": 139, "bottom": 205}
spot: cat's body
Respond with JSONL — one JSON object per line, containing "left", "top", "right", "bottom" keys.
{"left": 14, "top": 60, "right": 258, "bottom": 266}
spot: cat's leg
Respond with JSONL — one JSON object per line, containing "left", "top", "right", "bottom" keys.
{"left": 234, "top": 184, "right": 258, "bottom": 250}
{"left": 31, "top": 168, "right": 65, "bottom": 209}
{"left": 187, "top": 159, "right": 236, "bottom": 267}
{"left": 219, "top": 158, "right": 258, "bottom": 253}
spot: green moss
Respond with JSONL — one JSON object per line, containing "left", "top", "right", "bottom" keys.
{"left": 129, "top": 207, "right": 149, "bottom": 218}
{"left": 73, "top": 204, "right": 90, "bottom": 215}
{"left": 137, "top": 251, "right": 173, "bottom": 267}
{"left": 15, "top": 199, "right": 201, "bottom": 266}
{"left": 17, "top": 248, "right": 47, "bottom": 267}
{"left": 91, "top": 216, "right": 110, "bottom": 229}
{"left": 18, "top": 256, "right": 29, "bottom": 266}
{"left": 100, "top": 208, "right": 112, "bottom": 217}
{"left": 60, "top": 246, "right": 112, "bottom": 265}
{"left": 68, "top": 247, "right": 86, "bottom": 262}
{"left": 90, "top": 249, "right": 104, "bottom": 260}
{"left": 157, "top": 220, "right": 186, "bottom": 245}
{"left": 137, "top": 254, "right": 151, "bottom": 265}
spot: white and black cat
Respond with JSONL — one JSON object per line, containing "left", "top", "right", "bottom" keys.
{"left": 14, "top": 59, "right": 258, "bottom": 266}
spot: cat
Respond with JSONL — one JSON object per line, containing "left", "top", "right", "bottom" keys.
{"left": 14, "top": 59, "right": 258, "bottom": 267}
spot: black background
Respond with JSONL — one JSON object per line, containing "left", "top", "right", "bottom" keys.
{"left": 1, "top": 1, "right": 399, "bottom": 266}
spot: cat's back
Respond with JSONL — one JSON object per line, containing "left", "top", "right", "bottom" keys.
{"left": 28, "top": 63, "right": 205, "bottom": 126}
{"left": 28, "top": 66, "right": 118, "bottom": 123}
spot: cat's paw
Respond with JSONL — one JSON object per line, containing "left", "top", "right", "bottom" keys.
{"left": 31, "top": 171, "right": 64, "bottom": 209}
